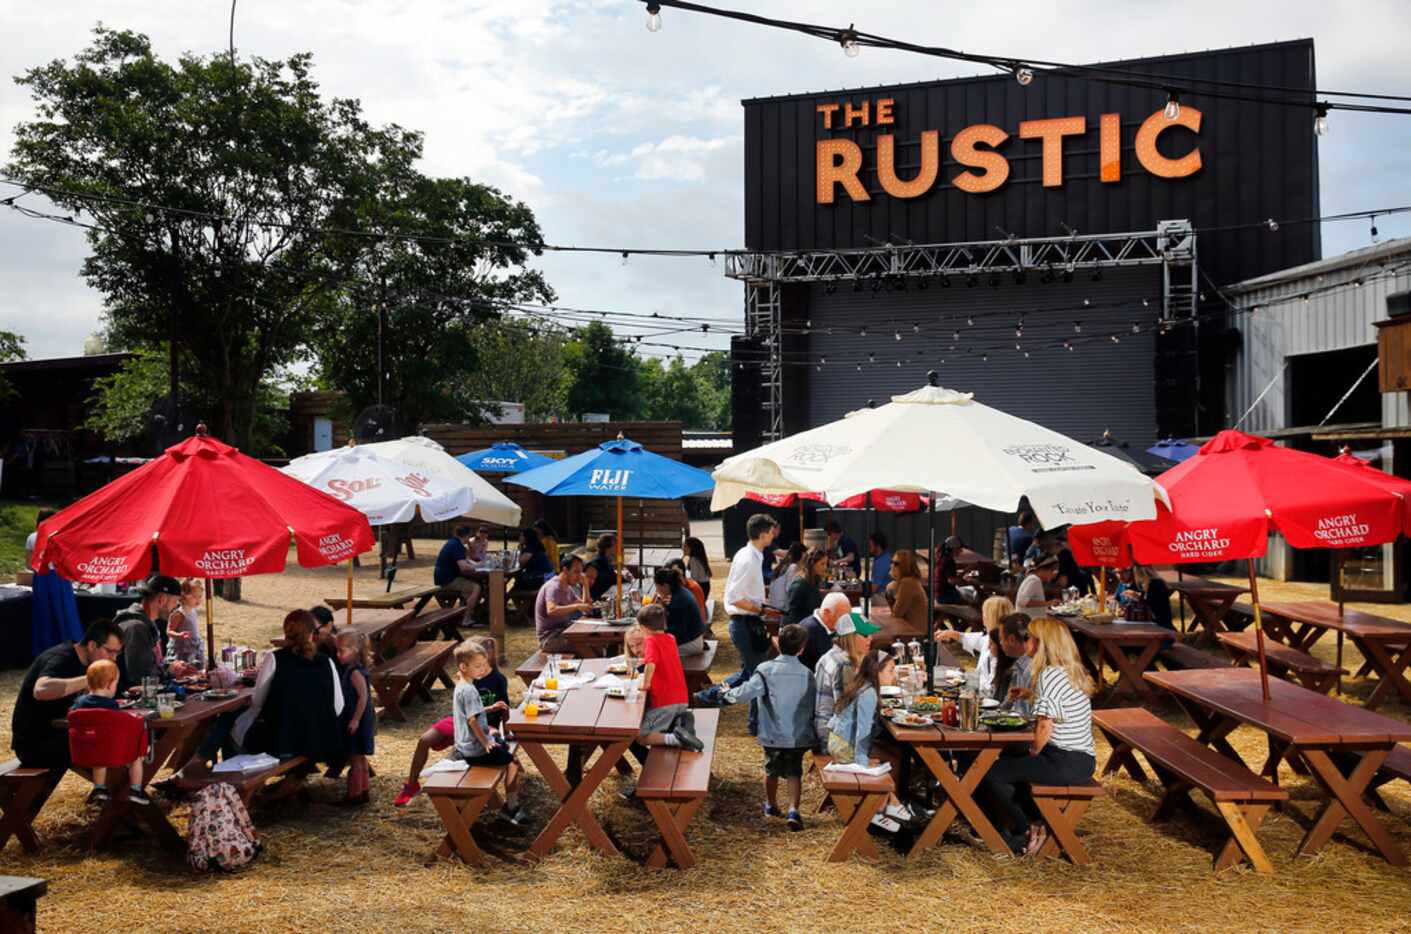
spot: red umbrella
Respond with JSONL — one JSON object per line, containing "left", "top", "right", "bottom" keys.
{"left": 744, "top": 489, "right": 928, "bottom": 511}
{"left": 1069, "top": 430, "right": 1406, "bottom": 699}
{"left": 1331, "top": 450, "right": 1411, "bottom": 535}
{"left": 32, "top": 428, "right": 375, "bottom": 665}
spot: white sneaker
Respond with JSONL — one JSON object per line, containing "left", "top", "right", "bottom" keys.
{"left": 870, "top": 813, "right": 902, "bottom": 833}
{"left": 883, "top": 802, "right": 914, "bottom": 823}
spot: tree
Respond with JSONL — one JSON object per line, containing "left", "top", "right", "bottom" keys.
{"left": 564, "top": 321, "right": 642, "bottom": 419}
{"left": 7, "top": 27, "right": 421, "bottom": 448}
{"left": 0, "top": 330, "right": 23, "bottom": 401}
{"left": 691, "top": 350, "right": 731, "bottom": 430}
{"left": 453, "top": 319, "right": 571, "bottom": 423}
{"left": 642, "top": 356, "right": 709, "bottom": 426}
{"left": 307, "top": 174, "right": 553, "bottom": 430}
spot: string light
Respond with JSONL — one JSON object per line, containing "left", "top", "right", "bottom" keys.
{"left": 1131, "top": 322, "right": 1141, "bottom": 334}
{"left": 1314, "top": 103, "right": 1329, "bottom": 136}
{"left": 1266, "top": 218, "right": 1280, "bottom": 232}
{"left": 1014, "top": 65, "right": 1034, "bottom": 86}
{"left": 1064, "top": 340, "right": 1074, "bottom": 351}
{"left": 1371, "top": 215, "right": 1380, "bottom": 239}
{"left": 1163, "top": 90, "right": 1181, "bottom": 121}
{"left": 1110, "top": 333, "right": 1121, "bottom": 343}
{"left": 1074, "top": 321, "right": 1083, "bottom": 333}
{"left": 620, "top": 251, "right": 629, "bottom": 266}
{"left": 839, "top": 24, "right": 860, "bottom": 57}
{"left": 966, "top": 316, "right": 974, "bottom": 327}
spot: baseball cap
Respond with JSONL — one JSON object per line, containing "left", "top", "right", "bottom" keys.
{"left": 835, "top": 612, "right": 882, "bottom": 637}
{"left": 138, "top": 574, "right": 182, "bottom": 597}
{"left": 1034, "top": 554, "right": 1061, "bottom": 570}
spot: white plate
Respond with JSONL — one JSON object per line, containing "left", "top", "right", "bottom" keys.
{"left": 880, "top": 685, "right": 903, "bottom": 697}
{"left": 890, "top": 712, "right": 933, "bottom": 726}
{"left": 981, "top": 698, "right": 1000, "bottom": 709}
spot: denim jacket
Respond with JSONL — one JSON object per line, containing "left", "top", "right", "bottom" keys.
{"left": 828, "top": 686, "right": 879, "bottom": 767}
{"left": 724, "top": 654, "right": 817, "bottom": 749}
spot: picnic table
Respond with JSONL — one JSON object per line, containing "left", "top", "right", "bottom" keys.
{"left": 1060, "top": 616, "right": 1175, "bottom": 701}
{"left": 933, "top": 603, "right": 982, "bottom": 631}
{"left": 1144, "top": 667, "right": 1411, "bottom": 865}
{"left": 323, "top": 583, "right": 440, "bottom": 612}
{"left": 883, "top": 719, "right": 1035, "bottom": 858}
{"left": 505, "top": 677, "right": 645, "bottom": 860}
{"left": 276, "top": 607, "right": 416, "bottom": 662}
{"left": 516, "top": 649, "right": 719, "bottom": 699}
{"left": 562, "top": 619, "right": 636, "bottom": 658}
{"left": 1257, "top": 601, "right": 1411, "bottom": 709}
{"left": 1163, "top": 575, "right": 1249, "bottom": 645}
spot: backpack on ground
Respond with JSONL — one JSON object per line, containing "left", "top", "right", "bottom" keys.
{"left": 187, "top": 783, "right": 260, "bottom": 872}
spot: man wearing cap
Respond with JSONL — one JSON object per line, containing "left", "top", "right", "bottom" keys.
{"left": 798, "top": 591, "right": 852, "bottom": 672}
{"left": 1015, "top": 554, "right": 1059, "bottom": 616}
{"left": 115, "top": 575, "right": 188, "bottom": 684}
{"left": 813, "top": 610, "right": 880, "bottom": 751}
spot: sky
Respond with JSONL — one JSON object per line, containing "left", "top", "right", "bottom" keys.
{"left": 1, "top": 0, "right": 1410, "bottom": 362}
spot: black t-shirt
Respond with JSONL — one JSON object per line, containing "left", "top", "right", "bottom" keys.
{"left": 11, "top": 642, "right": 85, "bottom": 755}
{"left": 664, "top": 589, "right": 705, "bottom": 648}
{"left": 587, "top": 555, "right": 618, "bottom": 600}
{"left": 474, "top": 669, "right": 510, "bottom": 728}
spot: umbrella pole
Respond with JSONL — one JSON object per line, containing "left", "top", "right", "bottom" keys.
{"left": 347, "top": 558, "right": 354, "bottom": 628}
{"left": 638, "top": 497, "right": 644, "bottom": 580}
{"left": 204, "top": 578, "right": 216, "bottom": 670}
{"left": 1246, "top": 559, "right": 1272, "bottom": 702}
{"left": 797, "top": 499, "right": 804, "bottom": 544}
{"left": 863, "top": 492, "right": 872, "bottom": 615}
{"left": 927, "top": 494, "right": 936, "bottom": 693}
{"left": 617, "top": 495, "right": 624, "bottom": 615}
{"left": 1336, "top": 550, "right": 1346, "bottom": 696}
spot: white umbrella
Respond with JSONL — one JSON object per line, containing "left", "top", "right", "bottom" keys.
{"left": 712, "top": 373, "right": 1167, "bottom": 529}
{"left": 355, "top": 436, "right": 522, "bottom": 528}
{"left": 283, "top": 445, "right": 473, "bottom": 525}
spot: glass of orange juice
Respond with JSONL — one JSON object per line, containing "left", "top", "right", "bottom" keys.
{"left": 545, "top": 676, "right": 558, "bottom": 691}
{"left": 525, "top": 701, "right": 540, "bottom": 718}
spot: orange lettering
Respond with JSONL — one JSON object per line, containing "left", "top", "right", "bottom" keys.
{"left": 1135, "top": 106, "right": 1203, "bottom": 178}
{"left": 875, "top": 98, "right": 895, "bottom": 125}
{"left": 876, "top": 131, "right": 939, "bottom": 199}
{"left": 816, "top": 139, "right": 870, "bottom": 203}
{"left": 842, "top": 100, "right": 870, "bottom": 128}
{"left": 1019, "top": 116, "right": 1086, "bottom": 187}
{"left": 950, "top": 124, "right": 1010, "bottom": 194}
{"left": 816, "top": 103, "right": 840, "bottom": 130}
{"left": 1099, "top": 113, "right": 1121, "bottom": 183}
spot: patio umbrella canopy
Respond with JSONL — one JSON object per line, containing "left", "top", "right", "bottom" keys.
{"left": 1331, "top": 450, "right": 1411, "bottom": 535}
{"left": 355, "top": 436, "right": 522, "bottom": 528}
{"left": 507, "top": 436, "right": 714, "bottom": 609}
{"left": 1148, "top": 438, "right": 1200, "bottom": 463}
{"left": 283, "top": 444, "right": 475, "bottom": 526}
{"left": 31, "top": 428, "right": 375, "bottom": 665}
{"left": 1069, "top": 429, "right": 1409, "bottom": 698}
{"left": 456, "top": 441, "right": 556, "bottom": 475}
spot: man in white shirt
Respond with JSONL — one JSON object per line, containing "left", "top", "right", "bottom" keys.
{"left": 718, "top": 513, "right": 779, "bottom": 735}
{"left": 1015, "top": 553, "right": 1059, "bottom": 616}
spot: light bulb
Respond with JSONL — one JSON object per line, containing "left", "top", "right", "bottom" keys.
{"left": 952, "top": 330, "right": 960, "bottom": 341}
{"left": 860, "top": 326, "right": 868, "bottom": 337}
{"left": 1111, "top": 334, "right": 1121, "bottom": 344}
{"left": 1014, "top": 66, "right": 1034, "bottom": 86}
{"left": 868, "top": 352, "right": 875, "bottom": 363}
{"left": 895, "top": 360, "right": 902, "bottom": 367}
{"left": 645, "top": 2, "right": 662, "bottom": 32}
{"left": 912, "top": 323, "right": 920, "bottom": 334}
{"left": 620, "top": 252, "right": 629, "bottom": 266}
{"left": 1163, "top": 92, "right": 1180, "bottom": 121}
{"left": 1074, "top": 321, "right": 1083, "bottom": 334}
{"left": 1266, "top": 218, "right": 1279, "bottom": 232}
{"left": 966, "top": 316, "right": 974, "bottom": 327}
{"left": 1064, "top": 340, "right": 1073, "bottom": 351}
{"left": 1131, "top": 323, "right": 1141, "bottom": 334}
{"left": 840, "top": 25, "right": 860, "bottom": 57}
{"left": 1314, "top": 106, "right": 1329, "bottom": 137}
{"left": 894, "top": 330, "right": 901, "bottom": 341}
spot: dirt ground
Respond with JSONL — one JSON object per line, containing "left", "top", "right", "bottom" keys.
{"left": 2, "top": 544, "right": 1409, "bottom": 933}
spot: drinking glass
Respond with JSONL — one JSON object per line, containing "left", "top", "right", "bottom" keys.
{"left": 157, "top": 693, "right": 176, "bottom": 719}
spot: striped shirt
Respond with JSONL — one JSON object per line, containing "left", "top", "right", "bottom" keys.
{"left": 1033, "top": 666, "right": 1094, "bottom": 758}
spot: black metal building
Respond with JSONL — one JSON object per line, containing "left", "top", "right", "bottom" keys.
{"left": 728, "top": 39, "right": 1321, "bottom": 452}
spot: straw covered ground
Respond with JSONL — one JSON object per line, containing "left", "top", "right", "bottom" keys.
{"left": 2, "top": 545, "right": 1410, "bottom": 933}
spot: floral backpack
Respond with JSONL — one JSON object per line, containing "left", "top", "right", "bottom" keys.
{"left": 187, "top": 783, "right": 260, "bottom": 872}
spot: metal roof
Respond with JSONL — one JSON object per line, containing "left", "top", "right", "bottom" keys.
{"left": 1226, "top": 237, "right": 1411, "bottom": 295}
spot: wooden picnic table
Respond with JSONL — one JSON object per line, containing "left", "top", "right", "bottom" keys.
{"left": 1257, "top": 601, "right": 1411, "bottom": 709}
{"left": 1059, "top": 616, "right": 1175, "bottom": 701}
{"left": 1163, "top": 576, "right": 1249, "bottom": 646}
{"left": 323, "top": 583, "right": 440, "bottom": 612}
{"left": 277, "top": 607, "right": 417, "bottom": 662}
{"left": 516, "top": 649, "right": 718, "bottom": 698}
{"left": 883, "top": 719, "right": 1035, "bottom": 858}
{"left": 1144, "top": 667, "right": 1411, "bottom": 865}
{"left": 562, "top": 619, "right": 637, "bottom": 658}
{"left": 505, "top": 678, "right": 645, "bottom": 860}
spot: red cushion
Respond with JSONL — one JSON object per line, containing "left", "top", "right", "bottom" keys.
{"left": 68, "top": 708, "right": 149, "bottom": 769}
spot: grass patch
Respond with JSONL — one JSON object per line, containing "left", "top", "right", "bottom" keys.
{"left": 0, "top": 500, "right": 44, "bottom": 576}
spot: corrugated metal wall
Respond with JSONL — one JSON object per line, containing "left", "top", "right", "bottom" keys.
{"left": 1228, "top": 253, "right": 1411, "bottom": 432}
{"left": 803, "top": 267, "right": 1161, "bottom": 442}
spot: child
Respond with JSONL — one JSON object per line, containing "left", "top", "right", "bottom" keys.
{"left": 393, "top": 638, "right": 513, "bottom": 808}
{"left": 627, "top": 606, "right": 703, "bottom": 774}
{"left": 622, "top": 623, "right": 646, "bottom": 666}
{"left": 334, "top": 631, "right": 376, "bottom": 806}
{"left": 165, "top": 579, "right": 206, "bottom": 666}
{"left": 73, "top": 659, "right": 150, "bottom": 804}
{"left": 722, "top": 623, "right": 816, "bottom": 831}
{"left": 827, "top": 650, "right": 893, "bottom": 768}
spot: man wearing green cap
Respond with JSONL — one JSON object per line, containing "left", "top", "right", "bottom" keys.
{"left": 813, "top": 609, "right": 880, "bottom": 752}
{"left": 799, "top": 591, "right": 853, "bottom": 671}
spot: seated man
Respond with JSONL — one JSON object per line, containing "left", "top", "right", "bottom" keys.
{"left": 434, "top": 525, "right": 482, "bottom": 610}
{"left": 115, "top": 575, "right": 190, "bottom": 685}
{"left": 868, "top": 532, "right": 892, "bottom": 598}
{"left": 825, "top": 521, "right": 860, "bottom": 577}
{"left": 11, "top": 619, "right": 125, "bottom": 785}
{"left": 534, "top": 554, "right": 593, "bottom": 654}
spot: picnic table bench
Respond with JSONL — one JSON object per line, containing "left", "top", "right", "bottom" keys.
{"left": 0, "top": 761, "right": 53, "bottom": 854}
{"left": 816, "top": 761, "right": 894, "bottom": 862}
{"left": 425, "top": 761, "right": 512, "bottom": 866}
{"left": 1095, "top": 707, "right": 1287, "bottom": 873}
{"left": 1257, "top": 601, "right": 1411, "bottom": 709}
{"left": 369, "top": 641, "right": 457, "bottom": 722}
{"left": 0, "top": 876, "right": 46, "bottom": 934}
{"left": 323, "top": 584, "right": 440, "bottom": 612}
{"left": 1028, "top": 780, "right": 1105, "bottom": 864}
{"left": 174, "top": 755, "right": 314, "bottom": 809}
{"left": 1217, "top": 630, "right": 1344, "bottom": 695}
{"left": 1365, "top": 744, "right": 1411, "bottom": 812}
{"left": 637, "top": 709, "right": 719, "bottom": 868}
{"left": 1158, "top": 642, "right": 1228, "bottom": 671}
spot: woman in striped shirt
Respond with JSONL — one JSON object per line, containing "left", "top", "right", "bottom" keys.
{"left": 978, "top": 617, "right": 1096, "bottom": 856}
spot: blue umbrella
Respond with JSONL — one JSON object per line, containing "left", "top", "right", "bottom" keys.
{"left": 1147, "top": 438, "right": 1200, "bottom": 463}
{"left": 455, "top": 441, "right": 556, "bottom": 474}
{"left": 507, "top": 437, "right": 714, "bottom": 607}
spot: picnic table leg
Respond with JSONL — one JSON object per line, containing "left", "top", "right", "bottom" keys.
{"left": 644, "top": 797, "right": 703, "bottom": 869}
{"left": 1168, "top": 697, "right": 1247, "bottom": 770}
{"left": 1298, "top": 747, "right": 1405, "bottom": 865}
{"left": 431, "top": 793, "right": 490, "bottom": 866}
{"left": 372, "top": 676, "right": 409, "bottom": 722}
{"left": 1033, "top": 795, "right": 1093, "bottom": 864}
{"left": 1103, "top": 640, "right": 1163, "bottom": 700}
{"left": 910, "top": 747, "right": 1009, "bottom": 856}
{"left": 520, "top": 740, "right": 626, "bottom": 859}
{"left": 140, "top": 725, "right": 191, "bottom": 785}
{"left": 829, "top": 792, "right": 888, "bottom": 862}
{"left": 1356, "top": 639, "right": 1411, "bottom": 710}
{"left": 1213, "top": 802, "right": 1274, "bottom": 873}
{"left": 0, "top": 776, "right": 52, "bottom": 853}
{"left": 1096, "top": 729, "right": 1149, "bottom": 782}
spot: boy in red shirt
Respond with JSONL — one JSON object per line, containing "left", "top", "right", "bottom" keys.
{"left": 628, "top": 605, "right": 704, "bottom": 772}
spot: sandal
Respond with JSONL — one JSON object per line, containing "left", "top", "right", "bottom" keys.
{"left": 1024, "top": 825, "right": 1048, "bottom": 857}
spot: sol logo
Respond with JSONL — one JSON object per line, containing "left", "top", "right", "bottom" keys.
{"left": 788, "top": 444, "right": 852, "bottom": 466}
{"left": 397, "top": 472, "right": 434, "bottom": 497}
{"left": 326, "top": 477, "right": 382, "bottom": 501}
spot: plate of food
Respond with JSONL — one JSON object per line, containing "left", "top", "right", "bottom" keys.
{"left": 981, "top": 697, "right": 1000, "bottom": 709}
{"left": 605, "top": 686, "right": 628, "bottom": 699}
{"left": 980, "top": 713, "right": 1030, "bottom": 731}
{"left": 891, "top": 711, "right": 934, "bottom": 727}
{"left": 880, "top": 696, "right": 905, "bottom": 710}
{"left": 556, "top": 660, "right": 580, "bottom": 673}
{"left": 880, "top": 685, "right": 902, "bottom": 697}
{"left": 607, "top": 662, "right": 630, "bottom": 675}
{"left": 909, "top": 695, "right": 943, "bottom": 713}
{"left": 527, "top": 701, "right": 559, "bottom": 714}
{"left": 536, "top": 690, "right": 564, "bottom": 703}
{"left": 202, "top": 689, "right": 240, "bottom": 700}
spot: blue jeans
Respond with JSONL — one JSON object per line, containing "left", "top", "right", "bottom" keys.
{"left": 728, "top": 615, "right": 770, "bottom": 736}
